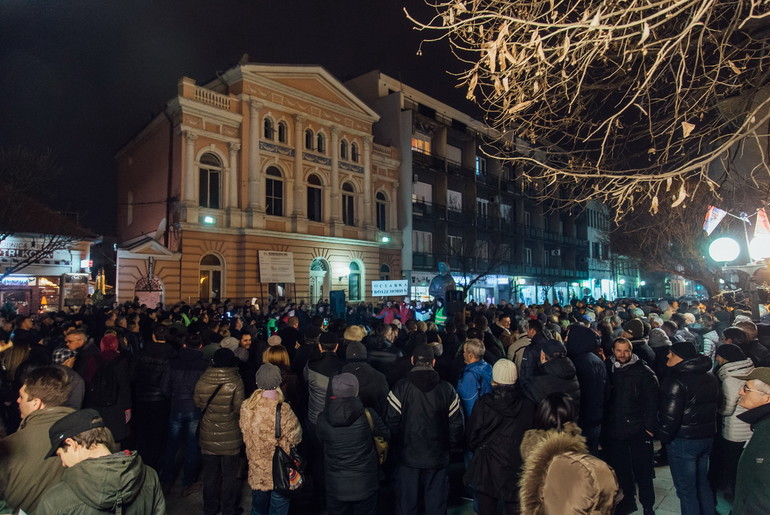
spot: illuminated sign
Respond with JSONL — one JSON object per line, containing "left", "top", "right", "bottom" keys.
{"left": 80, "top": 259, "right": 93, "bottom": 268}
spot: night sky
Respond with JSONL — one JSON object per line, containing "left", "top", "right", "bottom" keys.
{"left": 0, "top": 0, "right": 476, "bottom": 235}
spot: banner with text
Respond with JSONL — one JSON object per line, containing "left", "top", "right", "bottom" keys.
{"left": 258, "top": 251, "right": 296, "bottom": 283}
{"left": 372, "top": 280, "right": 409, "bottom": 297}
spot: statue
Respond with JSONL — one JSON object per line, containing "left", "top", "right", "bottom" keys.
{"left": 429, "top": 261, "right": 457, "bottom": 300}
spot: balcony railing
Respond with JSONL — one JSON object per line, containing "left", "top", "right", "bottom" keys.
{"left": 194, "top": 86, "right": 231, "bottom": 110}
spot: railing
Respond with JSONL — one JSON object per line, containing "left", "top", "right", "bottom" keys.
{"left": 194, "top": 87, "right": 231, "bottom": 110}
{"left": 413, "top": 253, "right": 435, "bottom": 268}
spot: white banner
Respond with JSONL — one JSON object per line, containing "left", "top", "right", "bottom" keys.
{"left": 372, "top": 280, "right": 409, "bottom": 296}
{"left": 258, "top": 251, "right": 296, "bottom": 283}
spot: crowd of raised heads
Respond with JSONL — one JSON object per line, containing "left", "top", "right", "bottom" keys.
{"left": 0, "top": 292, "right": 769, "bottom": 515}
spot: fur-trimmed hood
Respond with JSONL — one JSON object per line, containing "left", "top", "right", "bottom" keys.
{"left": 519, "top": 423, "right": 620, "bottom": 514}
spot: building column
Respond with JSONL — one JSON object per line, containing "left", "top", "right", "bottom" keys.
{"left": 183, "top": 131, "right": 198, "bottom": 204}
{"left": 363, "top": 135, "right": 373, "bottom": 228}
{"left": 228, "top": 142, "right": 240, "bottom": 209}
{"left": 330, "top": 126, "right": 341, "bottom": 224}
{"left": 293, "top": 114, "right": 306, "bottom": 218}
{"left": 248, "top": 100, "right": 263, "bottom": 211}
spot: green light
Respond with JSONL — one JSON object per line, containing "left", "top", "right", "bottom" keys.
{"left": 381, "top": 236, "right": 391, "bottom": 243}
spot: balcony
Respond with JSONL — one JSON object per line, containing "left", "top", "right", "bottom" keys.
{"left": 411, "top": 149, "right": 475, "bottom": 177}
{"left": 413, "top": 253, "right": 435, "bottom": 269}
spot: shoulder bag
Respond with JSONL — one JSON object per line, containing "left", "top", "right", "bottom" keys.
{"left": 364, "top": 408, "right": 388, "bottom": 465}
{"left": 272, "top": 402, "right": 304, "bottom": 494}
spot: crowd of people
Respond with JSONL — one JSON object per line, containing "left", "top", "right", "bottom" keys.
{"left": 1, "top": 295, "right": 769, "bottom": 515}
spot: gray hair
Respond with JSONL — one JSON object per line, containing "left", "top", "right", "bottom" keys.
{"left": 463, "top": 338, "right": 485, "bottom": 360}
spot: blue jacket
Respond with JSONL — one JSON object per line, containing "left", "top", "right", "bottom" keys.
{"left": 457, "top": 359, "right": 493, "bottom": 417}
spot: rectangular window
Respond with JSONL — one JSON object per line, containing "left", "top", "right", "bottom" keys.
{"left": 413, "top": 230, "right": 433, "bottom": 254}
{"left": 342, "top": 194, "right": 355, "bottom": 225}
{"left": 525, "top": 247, "right": 533, "bottom": 265}
{"left": 477, "top": 240, "right": 490, "bottom": 260}
{"left": 411, "top": 132, "right": 432, "bottom": 154}
{"left": 500, "top": 204, "right": 512, "bottom": 220}
{"left": 446, "top": 144, "right": 462, "bottom": 164}
{"left": 265, "top": 179, "right": 283, "bottom": 216}
{"left": 448, "top": 235, "right": 463, "bottom": 254}
{"left": 376, "top": 202, "right": 386, "bottom": 231}
{"left": 543, "top": 250, "right": 550, "bottom": 266}
{"left": 477, "top": 198, "right": 490, "bottom": 218}
{"left": 307, "top": 187, "right": 322, "bottom": 222}
{"left": 447, "top": 190, "right": 463, "bottom": 211}
{"left": 524, "top": 211, "right": 532, "bottom": 226}
{"left": 199, "top": 169, "right": 220, "bottom": 209}
{"left": 475, "top": 156, "right": 487, "bottom": 176}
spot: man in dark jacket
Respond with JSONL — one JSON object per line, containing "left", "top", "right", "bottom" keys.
{"left": 724, "top": 325, "right": 770, "bottom": 367}
{"left": 523, "top": 340, "right": 581, "bottom": 413}
{"left": 131, "top": 324, "right": 177, "bottom": 470}
{"left": 565, "top": 324, "right": 607, "bottom": 454}
{"left": 317, "top": 373, "right": 390, "bottom": 515}
{"left": 656, "top": 341, "right": 719, "bottom": 515}
{"left": 603, "top": 337, "right": 659, "bottom": 515}
{"left": 342, "top": 342, "right": 389, "bottom": 416}
{"left": 38, "top": 408, "right": 165, "bottom": 514}
{"left": 519, "top": 319, "right": 549, "bottom": 388}
{"left": 159, "top": 333, "right": 208, "bottom": 495}
{"left": 733, "top": 367, "right": 770, "bottom": 514}
{"left": 385, "top": 343, "right": 464, "bottom": 515}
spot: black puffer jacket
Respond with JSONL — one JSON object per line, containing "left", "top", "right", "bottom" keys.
{"left": 604, "top": 356, "right": 659, "bottom": 439}
{"left": 565, "top": 325, "right": 607, "bottom": 428}
{"left": 464, "top": 384, "right": 536, "bottom": 501}
{"left": 524, "top": 357, "right": 581, "bottom": 412}
{"left": 161, "top": 347, "right": 208, "bottom": 413}
{"left": 317, "top": 396, "right": 389, "bottom": 502}
{"left": 385, "top": 366, "right": 464, "bottom": 469}
{"left": 131, "top": 342, "right": 177, "bottom": 403}
{"left": 656, "top": 354, "right": 720, "bottom": 444}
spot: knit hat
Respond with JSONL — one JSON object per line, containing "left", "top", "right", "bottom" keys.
{"left": 412, "top": 343, "right": 435, "bottom": 364}
{"left": 255, "top": 363, "right": 282, "bottom": 391}
{"left": 670, "top": 341, "right": 698, "bottom": 360}
{"left": 219, "top": 336, "right": 239, "bottom": 352}
{"left": 346, "top": 341, "right": 367, "bottom": 360}
{"left": 212, "top": 348, "right": 236, "bottom": 367}
{"left": 492, "top": 359, "right": 518, "bottom": 385}
{"left": 343, "top": 325, "right": 367, "bottom": 342}
{"left": 331, "top": 373, "right": 359, "bottom": 398}
{"left": 542, "top": 340, "right": 568, "bottom": 359}
{"left": 100, "top": 334, "right": 119, "bottom": 353}
{"left": 715, "top": 343, "right": 746, "bottom": 363}
{"left": 267, "top": 335, "right": 282, "bottom": 347}
{"left": 622, "top": 319, "right": 645, "bottom": 339}
{"left": 52, "top": 347, "right": 76, "bottom": 364}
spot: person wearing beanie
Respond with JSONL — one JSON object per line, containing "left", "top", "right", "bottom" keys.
{"left": 194, "top": 346, "right": 244, "bottom": 515}
{"left": 131, "top": 324, "right": 177, "bottom": 471}
{"left": 464, "top": 358, "right": 534, "bottom": 514}
{"left": 385, "top": 341, "right": 464, "bottom": 515}
{"left": 656, "top": 339, "right": 720, "bottom": 515}
{"left": 522, "top": 340, "right": 581, "bottom": 415}
{"left": 318, "top": 372, "right": 389, "bottom": 514}
{"left": 240, "top": 363, "right": 301, "bottom": 515}
{"left": 621, "top": 318, "right": 656, "bottom": 369}
{"left": 219, "top": 336, "right": 239, "bottom": 353}
{"left": 603, "top": 337, "right": 659, "bottom": 515}
{"left": 341, "top": 341, "right": 389, "bottom": 416}
{"left": 709, "top": 343, "right": 754, "bottom": 499}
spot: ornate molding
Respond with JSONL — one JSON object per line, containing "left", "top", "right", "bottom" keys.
{"left": 228, "top": 142, "right": 241, "bottom": 153}
{"left": 339, "top": 161, "right": 364, "bottom": 174}
{"left": 303, "top": 152, "right": 332, "bottom": 166}
{"left": 184, "top": 131, "right": 198, "bottom": 142}
{"left": 249, "top": 100, "right": 263, "bottom": 115}
{"left": 331, "top": 125, "right": 341, "bottom": 137}
{"left": 295, "top": 114, "right": 306, "bottom": 124}
{"left": 260, "top": 141, "right": 296, "bottom": 157}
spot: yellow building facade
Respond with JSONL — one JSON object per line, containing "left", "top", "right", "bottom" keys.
{"left": 116, "top": 64, "right": 401, "bottom": 305}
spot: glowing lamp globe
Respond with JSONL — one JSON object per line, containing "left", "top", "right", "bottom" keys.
{"left": 709, "top": 237, "right": 740, "bottom": 263}
{"left": 749, "top": 235, "right": 770, "bottom": 261}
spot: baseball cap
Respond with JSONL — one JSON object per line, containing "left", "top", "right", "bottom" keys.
{"left": 52, "top": 347, "right": 76, "bottom": 364}
{"left": 736, "top": 367, "right": 770, "bottom": 384}
{"left": 412, "top": 343, "right": 435, "bottom": 363}
{"left": 46, "top": 409, "right": 106, "bottom": 458}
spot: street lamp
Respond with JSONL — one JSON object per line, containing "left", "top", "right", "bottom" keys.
{"left": 708, "top": 237, "right": 741, "bottom": 263}
{"left": 749, "top": 234, "right": 770, "bottom": 261}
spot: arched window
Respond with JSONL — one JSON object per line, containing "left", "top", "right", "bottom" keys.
{"left": 265, "top": 166, "right": 284, "bottom": 216}
{"left": 199, "top": 153, "right": 222, "bottom": 209}
{"left": 349, "top": 261, "right": 362, "bottom": 301}
{"left": 342, "top": 182, "right": 355, "bottom": 226}
{"left": 376, "top": 191, "right": 387, "bottom": 231}
{"left": 351, "top": 142, "right": 360, "bottom": 162}
{"left": 307, "top": 174, "right": 322, "bottom": 222}
{"left": 305, "top": 129, "right": 314, "bottom": 150}
{"left": 264, "top": 118, "right": 275, "bottom": 140}
{"left": 199, "top": 254, "right": 223, "bottom": 300}
{"left": 380, "top": 264, "right": 390, "bottom": 281}
{"left": 340, "top": 140, "right": 348, "bottom": 160}
{"left": 277, "top": 121, "right": 288, "bottom": 143}
{"left": 316, "top": 132, "right": 326, "bottom": 154}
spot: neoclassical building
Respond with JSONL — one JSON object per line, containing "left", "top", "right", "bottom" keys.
{"left": 116, "top": 64, "right": 401, "bottom": 305}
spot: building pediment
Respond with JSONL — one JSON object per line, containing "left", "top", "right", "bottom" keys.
{"left": 119, "top": 236, "right": 180, "bottom": 260}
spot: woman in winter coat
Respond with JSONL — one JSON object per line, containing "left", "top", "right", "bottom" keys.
{"left": 464, "top": 360, "right": 535, "bottom": 515}
{"left": 709, "top": 344, "right": 754, "bottom": 499}
{"left": 194, "top": 348, "right": 245, "bottom": 515}
{"left": 240, "top": 363, "right": 302, "bottom": 515}
{"left": 262, "top": 345, "right": 302, "bottom": 414}
{"left": 519, "top": 392, "right": 620, "bottom": 515}
{"left": 317, "top": 373, "right": 389, "bottom": 515}
{"left": 84, "top": 334, "right": 132, "bottom": 445}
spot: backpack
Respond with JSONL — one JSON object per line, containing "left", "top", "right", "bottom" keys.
{"left": 88, "top": 358, "right": 120, "bottom": 407}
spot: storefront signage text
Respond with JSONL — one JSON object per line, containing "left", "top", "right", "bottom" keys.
{"left": 372, "top": 280, "right": 409, "bottom": 296}
{"left": 258, "top": 251, "right": 296, "bottom": 284}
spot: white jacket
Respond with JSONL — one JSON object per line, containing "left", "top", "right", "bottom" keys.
{"left": 717, "top": 358, "right": 755, "bottom": 442}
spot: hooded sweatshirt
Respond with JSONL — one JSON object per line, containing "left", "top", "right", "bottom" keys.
{"left": 35, "top": 451, "right": 165, "bottom": 514}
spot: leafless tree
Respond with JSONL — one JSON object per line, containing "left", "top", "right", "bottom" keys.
{"left": 408, "top": 0, "right": 770, "bottom": 218}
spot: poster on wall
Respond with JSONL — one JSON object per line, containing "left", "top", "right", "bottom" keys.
{"left": 258, "top": 251, "right": 296, "bottom": 283}
{"left": 62, "top": 274, "right": 89, "bottom": 306}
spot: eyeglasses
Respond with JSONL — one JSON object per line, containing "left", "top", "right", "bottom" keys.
{"left": 740, "top": 384, "right": 767, "bottom": 395}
